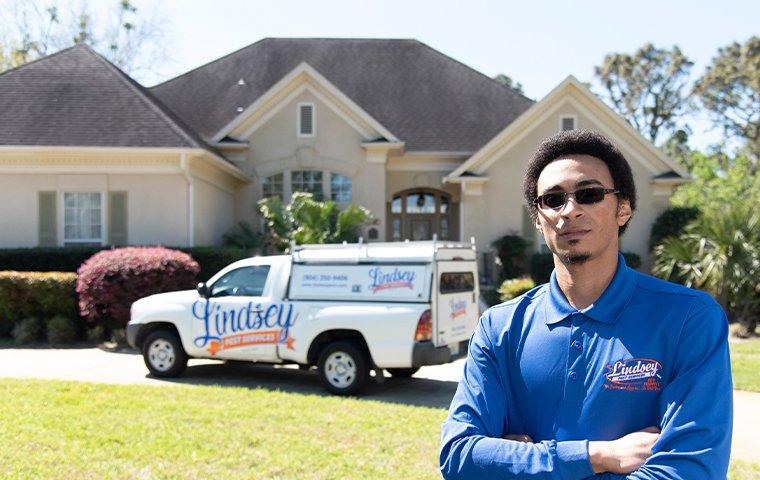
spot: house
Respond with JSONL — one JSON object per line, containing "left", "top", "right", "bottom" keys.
{"left": 0, "top": 38, "right": 688, "bottom": 279}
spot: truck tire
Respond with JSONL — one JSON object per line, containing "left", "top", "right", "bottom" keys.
{"left": 142, "top": 329, "right": 188, "bottom": 378}
{"left": 387, "top": 367, "right": 420, "bottom": 378}
{"left": 317, "top": 341, "right": 370, "bottom": 396}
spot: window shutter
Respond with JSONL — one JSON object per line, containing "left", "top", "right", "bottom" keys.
{"left": 299, "top": 104, "right": 314, "bottom": 135}
{"left": 108, "top": 191, "right": 128, "bottom": 246}
{"left": 38, "top": 191, "right": 57, "bottom": 247}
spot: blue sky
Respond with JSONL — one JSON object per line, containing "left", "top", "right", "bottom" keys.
{"left": 133, "top": 0, "right": 758, "bottom": 149}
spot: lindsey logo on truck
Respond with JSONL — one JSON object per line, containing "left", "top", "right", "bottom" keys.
{"left": 191, "top": 300, "right": 297, "bottom": 356}
{"left": 368, "top": 267, "right": 416, "bottom": 293}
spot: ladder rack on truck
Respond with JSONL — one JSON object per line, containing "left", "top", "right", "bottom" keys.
{"left": 290, "top": 235, "right": 477, "bottom": 264}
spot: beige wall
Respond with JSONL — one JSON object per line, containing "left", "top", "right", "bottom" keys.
{"left": 469, "top": 97, "right": 675, "bottom": 271}
{"left": 109, "top": 174, "right": 189, "bottom": 246}
{"left": 237, "top": 89, "right": 389, "bottom": 238}
{"left": 193, "top": 175, "right": 236, "bottom": 246}
{"left": 0, "top": 172, "right": 189, "bottom": 248}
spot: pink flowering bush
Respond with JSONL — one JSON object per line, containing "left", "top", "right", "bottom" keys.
{"left": 76, "top": 247, "right": 200, "bottom": 329}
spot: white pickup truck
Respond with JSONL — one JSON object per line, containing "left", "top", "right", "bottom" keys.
{"left": 127, "top": 240, "right": 479, "bottom": 395}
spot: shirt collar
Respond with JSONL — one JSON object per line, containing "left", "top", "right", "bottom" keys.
{"left": 544, "top": 253, "right": 637, "bottom": 325}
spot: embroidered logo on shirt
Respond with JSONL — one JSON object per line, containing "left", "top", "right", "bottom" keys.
{"left": 604, "top": 358, "right": 662, "bottom": 391}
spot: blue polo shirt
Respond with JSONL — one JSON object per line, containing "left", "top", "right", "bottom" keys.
{"left": 440, "top": 254, "right": 732, "bottom": 479}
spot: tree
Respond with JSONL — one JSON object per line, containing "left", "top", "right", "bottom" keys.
{"left": 653, "top": 150, "right": 760, "bottom": 336}
{"left": 258, "top": 193, "right": 374, "bottom": 252}
{"left": 493, "top": 74, "right": 525, "bottom": 95}
{"left": 595, "top": 44, "right": 694, "bottom": 145}
{"left": 653, "top": 206, "right": 760, "bottom": 336}
{"left": 693, "top": 36, "right": 760, "bottom": 170}
{"left": 0, "top": 0, "right": 169, "bottom": 79}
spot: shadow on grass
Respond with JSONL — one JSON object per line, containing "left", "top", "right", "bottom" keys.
{"left": 152, "top": 361, "right": 459, "bottom": 409}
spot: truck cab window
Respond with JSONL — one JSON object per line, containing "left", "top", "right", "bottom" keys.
{"left": 439, "top": 272, "right": 475, "bottom": 294}
{"left": 210, "top": 266, "right": 270, "bottom": 297}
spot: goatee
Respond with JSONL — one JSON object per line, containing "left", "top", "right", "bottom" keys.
{"left": 561, "top": 253, "right": 591, "bottom": 265}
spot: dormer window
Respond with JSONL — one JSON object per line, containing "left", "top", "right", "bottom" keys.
{"left": 559, "top": 115, "right": 576, "bottom": 131}
{"left": 298, "top": 103, "right": 315, "bottom": 137}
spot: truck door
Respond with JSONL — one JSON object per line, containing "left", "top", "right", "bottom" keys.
{"left": 434, "top": 261, "right": 478, "bottom": 348}
{"left": 192, "top": 265, "right": 292, "bottom": 362}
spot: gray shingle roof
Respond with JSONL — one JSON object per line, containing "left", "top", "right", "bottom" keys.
{"left": 0, "top": 44, "right": 210, "bottom": 149}
{"left": 151, "top": 38, "right": 534, "bottom": 152}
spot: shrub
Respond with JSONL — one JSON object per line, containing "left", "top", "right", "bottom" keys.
{"left": 528, "top": 253, "right": 554, "bottom": 284}
{"left": 498, "top": 277, "right": 536, "bottom": 302}
{"left": 622, "top": 252, "right": 642, "bottom": 270}
{"left": 0, "top": 271, "right": 79, "bottom": 337}
{"left": 86, "top": 325, "right": 106, "bottom": 343}
{"left": 528, "top": 251, "right": 642, "bottom": 285}
{"left": 178, "top": 246, "right": 246, "bottom": 282}
{"left": 0, "top": 247, "right": 103, "bottom": 273}
{"left": 12, "top": 317, "right": 43, "bottom": 345}
{"left": 0, "top": 246, "right": 247, "bottom": 284}
{"left": 77, "top": 247, "right": 200, "bottom": 330}
{"left": 649, "top": 206, "right": 701, "bottom": 250}
{"left": 46, "top": 315, "right": 78, "bottom": 345}
{"left": 491, "top": 234, "right": 531, "bottom": 280}
{"left": 480, "top": 288, "right": 502, "bottom": 308}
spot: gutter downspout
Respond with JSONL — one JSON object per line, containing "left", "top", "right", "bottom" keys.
{"left": 180, "top": 153, "right": 195, "bottom": 247}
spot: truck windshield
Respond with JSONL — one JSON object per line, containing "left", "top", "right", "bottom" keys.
{"left": 439, "top": 272, "right": 475, "bottom": 294}
{"left": 210, "top": 265, "right": 270, "bottom": 297}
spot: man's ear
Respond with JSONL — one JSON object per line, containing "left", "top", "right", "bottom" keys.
{"left": 617, "top": 199, "right": 632, "bottom": 227}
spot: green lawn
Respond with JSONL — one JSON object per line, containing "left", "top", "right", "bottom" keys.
{"left": 0, "top": 378, "right": 757, "bottom": 479}
{"left": 731, "top": 337, "right": 760, "bottom": 392}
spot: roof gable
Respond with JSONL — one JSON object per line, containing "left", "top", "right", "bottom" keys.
{"left": 446, "top": 76, "right": 689, "bottom": 181}
{"left": 151, "top": 38, "right": 534, "bottom": 152}
{"left": 215, "top": 62, "right": 399, "bottom": 143}
{"left": 0, "top": 44, "right": 210, "bottom": 149}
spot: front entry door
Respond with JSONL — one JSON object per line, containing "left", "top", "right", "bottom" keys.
{"left": 410, "top": 218, "right": 432, "bottom": 240}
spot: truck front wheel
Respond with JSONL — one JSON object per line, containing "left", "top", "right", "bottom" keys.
{"left": 142, "top": 330, "right": 188, "bottom": 378}
{"left": 317, "top": 341, "right": 370, "bottom": 396}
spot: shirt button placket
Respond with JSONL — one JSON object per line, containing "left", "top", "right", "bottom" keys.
{"left": 564, "top": 313, "right": 586, "bottom": 406}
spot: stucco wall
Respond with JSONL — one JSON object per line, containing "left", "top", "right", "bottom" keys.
{"left": 193, "top": 175, "right": 236, "bottom": 246}
{"left": 0, "top": 172, "right": 189, "bottom": 248}
{"left": 471, "top": 99, "right": 673, "bottom": 271}
{"left": 238, "top": 89, "right": 388, "bottom": 238}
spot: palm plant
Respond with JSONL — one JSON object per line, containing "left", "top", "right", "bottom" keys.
{"left": 653, "top": 206, "right": 760, "bottom": 336}
{"left": 258, "top": 192, "right": 374, "bottom": 252}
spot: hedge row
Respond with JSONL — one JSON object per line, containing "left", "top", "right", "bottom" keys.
{"left": 0, "top": 271, "right": 79, "bottom": 337}
{"left": 0, "top": 246, "right": 246, "bottom": 282}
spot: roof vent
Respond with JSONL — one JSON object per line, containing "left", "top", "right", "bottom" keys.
{"left": 238, "top": 78, "right": 245, "bottom": 86}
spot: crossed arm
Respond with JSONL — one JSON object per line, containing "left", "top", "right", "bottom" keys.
{"left": 439, "top": 305, "right": 733, "bottom": 479}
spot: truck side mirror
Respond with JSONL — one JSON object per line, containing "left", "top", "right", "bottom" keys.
{"left": 196, "top": 282, "right": 209, "bottom": 298}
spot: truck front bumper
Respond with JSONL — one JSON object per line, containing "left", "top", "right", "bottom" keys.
{"left": 126, "top": 324, "right": 141, "bottom": 350}
{"left": 412, "top": 341, "right": 466, "bottom": 367}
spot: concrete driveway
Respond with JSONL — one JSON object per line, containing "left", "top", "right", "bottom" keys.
{"left": 0, "top": 346, "right": 757, "bottom": 463}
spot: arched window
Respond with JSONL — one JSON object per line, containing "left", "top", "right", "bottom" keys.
{"left": 388, "top": 189, "right": 458, "bottom": 241}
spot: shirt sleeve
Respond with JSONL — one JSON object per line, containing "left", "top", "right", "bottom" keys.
{"left": 591, "top": 302, "right": 733, "bottom": 480}
{"left": 439, "top": 312, "right": 595, "bottom": 480}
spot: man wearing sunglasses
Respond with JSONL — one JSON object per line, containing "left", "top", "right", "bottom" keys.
{"left": 440, "top": 129, "right": 732, "bottom": 479}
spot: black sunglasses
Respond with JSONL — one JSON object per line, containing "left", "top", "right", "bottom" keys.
{"left": 533, "top": 187, "right": 619, "bottom": 210}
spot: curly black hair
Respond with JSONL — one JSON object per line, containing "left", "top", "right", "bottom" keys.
{"left": 522, "top": 129, "right": 637, "bottom": 235}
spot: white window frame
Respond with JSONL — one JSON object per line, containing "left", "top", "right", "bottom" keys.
{"left": 297, "top": 102, "right": 316, "bottom": 138}
{"left": 558, "top": 115, "right": 577, "bottom": 132}
{"left": 329, "top": 173, "right": 352, "bottom": 204}
{"left": 60, "top": 191, "right": 106, "bottom": 246}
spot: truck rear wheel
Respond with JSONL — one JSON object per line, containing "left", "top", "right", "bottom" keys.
{"left": 387, "top": 367, "right": 420, "bottom": 378}
{"left": 317, "top": 341, "right": 370, "bottom": 396}
{"left": 142, "top": 330, "right": 188, "bottom": 378}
